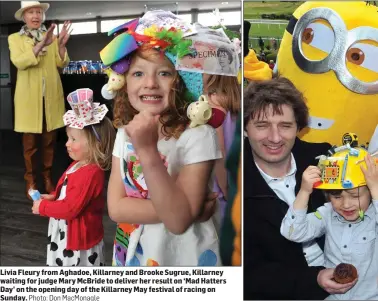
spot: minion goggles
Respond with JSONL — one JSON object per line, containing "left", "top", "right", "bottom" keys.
{"left": 286, "top": 7, "right": 378, "bottom": 95}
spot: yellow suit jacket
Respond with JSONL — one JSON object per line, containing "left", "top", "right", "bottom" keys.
{"left": 8, "top": 32, "right": 70, "bottom": 133}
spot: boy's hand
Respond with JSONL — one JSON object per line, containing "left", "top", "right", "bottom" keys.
{"left": 360, "top": 154, "right": 378, "bottom": 200}
{"left": 301, "top": 165, "right": 322, "bottom": 195}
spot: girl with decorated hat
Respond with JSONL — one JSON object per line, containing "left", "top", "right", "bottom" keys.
{"left": 280, "top": 143, "right": 378, "bottom": 299}
{"left": 103, "top": 10, "right": 240, "bottom": 266}
{"left": 31, "top": 89, "right": 116, "bottom": 266}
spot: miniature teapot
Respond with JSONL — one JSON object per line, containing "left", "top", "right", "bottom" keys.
{"left": 187, "top": 95, "right": 212, "bottom": 128}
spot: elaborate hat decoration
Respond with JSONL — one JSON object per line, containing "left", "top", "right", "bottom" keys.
{"left": 63, "top": 88, "right": 108, "bottom": 130}
{"left": 99, "top": 10, "right": 240, "bottom": 102}
{"left": 315, "top": 133, "right": 378, "bottom": 190}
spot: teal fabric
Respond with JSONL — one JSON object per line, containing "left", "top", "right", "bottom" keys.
{"left": 165, "top": 52, "right": 203, "bottom": 102}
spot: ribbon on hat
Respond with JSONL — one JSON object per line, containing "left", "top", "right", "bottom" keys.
{"left": 99, "top": 18, "right": 140, "bottom": 73}
{"left": 63, "top": 88, "right": 108, "bottom": 130}
{"left": 100, "top": 33, "right": 138, "bottom": 68}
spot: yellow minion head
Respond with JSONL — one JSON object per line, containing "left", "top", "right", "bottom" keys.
{"left": 315, "top": 145, "right": 375, "bottom": 190}
{"left": 277, "top": 2, "right": 378, "bottom": 147}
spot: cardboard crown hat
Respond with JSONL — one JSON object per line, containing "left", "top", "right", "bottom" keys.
{"left": 15, "top": 1, "right": 50, "bottom": 21}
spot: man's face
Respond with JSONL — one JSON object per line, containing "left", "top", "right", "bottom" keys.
{"left": 245, "top": 104, "right": 298, "bottom": 165}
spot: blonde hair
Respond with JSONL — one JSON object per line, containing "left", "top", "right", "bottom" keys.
{"left": 113, "top": 48, "right": 189, "bottom": 139}
{"left": 204, "top": 74, "right": 240, "bottom": 115}
{"left": 82, "top": 117, "right": 116, "bottom": 170}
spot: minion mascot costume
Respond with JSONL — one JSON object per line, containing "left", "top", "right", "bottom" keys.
{"left": 276, "top": 1, "right": 378, "bottom": 148}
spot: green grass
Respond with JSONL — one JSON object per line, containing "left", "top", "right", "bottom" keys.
{"left": 243, "top": 1, "right": 301, "bottom": 45}
{"left": 250, "top": 23, "right": 286, "bottom": 38}
{"left": 243, "top": 1, "right": 302, "bottom": 20}
{"left": 248, "top": 37, "right": 281, "bottom": 51}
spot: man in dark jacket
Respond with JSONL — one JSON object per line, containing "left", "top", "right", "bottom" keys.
{"left": 243, "top": 77, "right": 353, "bottom": 300}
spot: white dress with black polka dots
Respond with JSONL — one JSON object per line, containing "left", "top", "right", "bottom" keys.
{"left": 46, "top": 163, "right": 105, "bottom": 267}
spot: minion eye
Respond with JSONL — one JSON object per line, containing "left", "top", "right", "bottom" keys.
{"left": 346, "top": 41, "right": 378, "bottom": 83}
{"left": 347, "top": 42, "right": 378, "bottom": 73}
{"left": 301, "top": 21, "right": 335, "bottom": 59}
{"left": 302, "top": 28, "right": 314, "bottom": 44}
{"left": 346, "top": 47, "right": 365, "bottom": 65}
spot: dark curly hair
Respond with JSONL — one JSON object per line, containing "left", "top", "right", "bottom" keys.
{"left": 243, "top": 76, "right": 309, "bottom": 131}
{"left": 112, "top": 49, "right": 189, "bottom": 139}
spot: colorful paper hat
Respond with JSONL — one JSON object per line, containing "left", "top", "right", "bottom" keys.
{"left": 315, "top": 145, "right": 377, "bottom": 190}
{"left": 99, "top": 10, "right": 239, "bottom": 102}
{"left": 63, "top": 88, "right": 108, "bottom": 129}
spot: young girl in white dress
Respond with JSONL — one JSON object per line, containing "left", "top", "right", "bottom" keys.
{"left": 101, "top": 11, "right": 239, "bottom": 266}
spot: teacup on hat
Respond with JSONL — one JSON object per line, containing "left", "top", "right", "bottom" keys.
{"left": 63, "top": 88, "right": 108, "bottom": 129}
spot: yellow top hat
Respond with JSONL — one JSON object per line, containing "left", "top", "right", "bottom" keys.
{"left": 315, "top": 145, "right": 374, "bottom": 190}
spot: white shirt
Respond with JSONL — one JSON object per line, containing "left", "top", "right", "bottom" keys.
{"left": 256, "top": 153, "right": 325, "bottom": 267}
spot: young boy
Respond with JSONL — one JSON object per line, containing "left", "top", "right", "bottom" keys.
{"left": 281, "top": 144, "right": 378, "bottom": 300}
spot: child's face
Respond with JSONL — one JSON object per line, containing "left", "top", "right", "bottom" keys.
{"left": 329, "top": 186, "right": 371, "bottom": 221}
{"left": 65, "top": 127, "right": 89, "bottom": 163}
{"left": 126, "top": 53, "right": 175, "bottom": 116}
